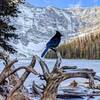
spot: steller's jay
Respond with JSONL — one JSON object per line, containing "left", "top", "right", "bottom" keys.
{"left": 41, "top": 31, "right": 63, "bottom": 57}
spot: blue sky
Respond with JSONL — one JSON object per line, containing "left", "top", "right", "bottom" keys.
{"left": 26, "top": 0, "right": 100, "bottom": 8}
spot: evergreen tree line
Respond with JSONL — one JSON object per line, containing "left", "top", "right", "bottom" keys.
{"left": 46, "top": 32, "right": 100, "bottom": 59}
{"left": 0, "top": 0, "right": 24, "bottom": 53}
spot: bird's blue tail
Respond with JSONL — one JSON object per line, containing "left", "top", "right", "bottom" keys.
{"left": 41, "top": 48, "right": 48, "bottom": 57}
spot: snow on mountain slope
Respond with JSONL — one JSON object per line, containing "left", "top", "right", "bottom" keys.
{"left": 11, "top": 3, "right": 100, "bottom": 58}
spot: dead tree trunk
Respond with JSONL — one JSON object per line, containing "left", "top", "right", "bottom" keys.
{"left": 35, "top": 50, "right": 96, "bottom": 100}
{"left": 0, "top": 52, "right": 19, "bottom": 86}
{"left": 41, "top": 69, "right": 95, "bottom": 100}
{"left": 7, "top": 56, "right": 37, "bottom": 99}
{"left": 0, "top": 53, "right": 38, "bottom": 100}
{"left": 0, "top": 51, "right": 100, "bottom": 100}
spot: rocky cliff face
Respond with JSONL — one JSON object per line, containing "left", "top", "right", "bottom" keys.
{"left": 11, "top": 3, "right": 100, "bottom": 57}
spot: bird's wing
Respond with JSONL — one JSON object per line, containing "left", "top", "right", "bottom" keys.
{"left": 46, "top": 37, "right": 60, "bottom": 48}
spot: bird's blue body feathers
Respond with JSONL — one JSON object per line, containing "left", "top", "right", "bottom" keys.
{"left": 46, "top": 36, "right": 61, "bottom": 48}
{"left": 41, "top": 31, "right": 62, "bottom": 57}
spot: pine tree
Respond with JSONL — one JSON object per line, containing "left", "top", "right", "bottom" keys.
{"left": 0, "top": 0, "right": 24, "bottom": 53}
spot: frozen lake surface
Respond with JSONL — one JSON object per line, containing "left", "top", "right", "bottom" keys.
{"left": 0, "top": 59, "right": 100, "bottom": 100}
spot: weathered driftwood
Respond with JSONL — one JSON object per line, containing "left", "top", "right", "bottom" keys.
{"left": 0, "top": 52, "right": 19, "bottom": 86}
{"left": 0, "top": 53, "right": 38, "bottom": 100}
{"left": 6, "top": 66, "right": 37, "bottom": 79}
{"left": 35, "top": 50, "right": 99, "bottom": 100}
{"left": 32, "top": 81, "right": 43, "bottom": 96}
{"left": 7, "top": 56, "right": 37, "bottom": 99}
{"left": 8, "top": 92, "right": 30, "bottom": 100}
{"left": 53, "top": 51, "right": 62, "bottom": 72}
{"left": 0, "top": 51, "right": 100, "bottom": 100}
{"left": 57, "top": 92, "right": 100, "bottom": 99}
{"left": 0, "top": 59, "right": 18, "bottom": 84}
{"left": 0, "top": 52, "right": 28, "bottom": 95}
{"left": 41, "top": 69, "right": 95, "bottom": 100}
{"left": 61, "top": 66, "right": 77, "bottom": 70}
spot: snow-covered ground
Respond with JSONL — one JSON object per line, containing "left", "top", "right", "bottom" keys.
{"left": 0, "top": 59, "right": 100, "bottom": 100}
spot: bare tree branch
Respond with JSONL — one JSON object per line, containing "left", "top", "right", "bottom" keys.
{"left": 32, "top": 81, "right": 43, "bottom": 96}
{"left": 35, "top": 55, "right": 50, "bottom": 80}
{"left": 88, "top": 73, "right": 95, "bottom": 89}
{"left": 4, "top": 66, "right": 38, "bottom": 80}
{"left": 61, "top": 66, "right": 77, "bottom": 70}
{"left": 0, "top": 52, "right": 19, "bottom": 86}
{"left": 94, "top": 75, "right": 100, "bottom": 81}
{"left": 57, "top": 92, "right": 100, "bottom": 99}
{"left": 53, "top": 50, "right": 62, "bottom": 72}
{"left": 41, "top": 67, "right": 96, "bottom": 100}
{"left": 0, "top": 59, "right": 18, "bottom": 84}
{"left": 8, "top": 56, "right": 36, "bottom": 97}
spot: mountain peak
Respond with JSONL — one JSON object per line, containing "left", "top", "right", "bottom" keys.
{"left": 11, "top": 3, "right": 100, "bottom": 57}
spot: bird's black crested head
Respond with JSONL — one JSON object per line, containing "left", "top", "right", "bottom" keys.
{"left": 55, "top": 31, "right": 63, "bottom": 37}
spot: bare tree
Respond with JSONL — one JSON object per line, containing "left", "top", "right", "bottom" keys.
{"left": 35, "top": 50, "right": 100, "bottom": 100}
{"left": 0, "top": 51, "right": 100, "bottom": 100}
